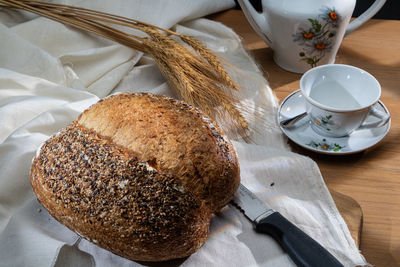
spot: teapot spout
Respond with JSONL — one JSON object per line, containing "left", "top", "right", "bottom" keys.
{"left": 237, "top": 0, "right": 273, "bottom": 47}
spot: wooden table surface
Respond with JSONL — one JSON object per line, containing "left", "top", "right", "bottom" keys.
{"left": 209, "top": 10, "right": 400, "bottom": 267}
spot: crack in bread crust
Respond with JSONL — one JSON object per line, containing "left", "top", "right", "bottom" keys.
{"left": 77, "top": 93, "right": 240, "bottom": 212}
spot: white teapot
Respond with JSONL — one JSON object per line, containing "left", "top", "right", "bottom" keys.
{"left": 238, "top": 0, "right": 386, "bottom": 73}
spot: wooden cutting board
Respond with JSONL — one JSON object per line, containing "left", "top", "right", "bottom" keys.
{"left": 331, "top": 190, "right": 363, "bottom": 247}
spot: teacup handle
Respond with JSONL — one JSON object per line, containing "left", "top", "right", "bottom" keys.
{"left": 358, "top": 106, "right": 390, "bottom": 129}
{"left": 345, "top": 0, "right": 387, "bottom": 36}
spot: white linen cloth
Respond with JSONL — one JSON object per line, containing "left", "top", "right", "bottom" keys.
{"left": 0, "top": 1, "right": 368, "bottom": 266}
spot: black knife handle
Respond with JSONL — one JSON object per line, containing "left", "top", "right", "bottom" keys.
{"left": 255, "top": 212, "right": 344, "bottom": 267}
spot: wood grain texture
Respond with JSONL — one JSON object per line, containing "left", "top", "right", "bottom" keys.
{"left": 331, "top": 190, "right": 363, "bottom": 248}
{"left": 209, "top": 10, "right": 400, "bottom": 266}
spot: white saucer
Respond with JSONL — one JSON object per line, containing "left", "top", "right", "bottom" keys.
{"left": 278, "top": 90, "right": 391, "bottom": 155}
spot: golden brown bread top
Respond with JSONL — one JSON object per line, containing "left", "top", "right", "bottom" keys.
{"left": 77, "top": 93, "right": 240, "bottom": 212}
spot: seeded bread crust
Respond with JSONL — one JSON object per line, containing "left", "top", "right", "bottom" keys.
{"left": 30, "top": 93, "right": 240, "bottom": 261}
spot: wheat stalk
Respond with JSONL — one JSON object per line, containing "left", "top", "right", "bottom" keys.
{"left": 0, "top": 0, "right": 251, "bottom": 140}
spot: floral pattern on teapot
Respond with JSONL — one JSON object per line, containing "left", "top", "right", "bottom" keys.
{"left": 293, "top": 6, "right": 340, "bottom": 68}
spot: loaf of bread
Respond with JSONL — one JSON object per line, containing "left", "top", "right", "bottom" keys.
{"left": 30, "top": 92, "right": 240, "bottom": 262}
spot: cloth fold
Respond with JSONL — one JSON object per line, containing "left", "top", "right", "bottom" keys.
{"left": 0, "top": 1, "right": 367, "bottom": 266}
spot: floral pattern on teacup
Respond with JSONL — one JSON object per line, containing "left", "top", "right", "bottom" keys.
{"left": 313, "top": 114, "right": 335, "bottom": 132}
{"left": 293, "top": 6, "right": 340, "bottom": 68}
{"left": 307, "top": 138, "right": 344, "bottom": 152}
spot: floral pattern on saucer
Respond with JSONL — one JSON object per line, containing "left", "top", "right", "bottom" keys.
{"left": 307, "top": 139, "right": 344, "bottom": 152}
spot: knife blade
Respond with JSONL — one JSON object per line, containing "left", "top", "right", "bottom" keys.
{"left": 231, "top": 184, "right": 344, "bottom": 267}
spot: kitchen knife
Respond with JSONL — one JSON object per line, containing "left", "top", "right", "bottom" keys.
{"left": 231, "top": 184, "right": 344, "bottom": 267}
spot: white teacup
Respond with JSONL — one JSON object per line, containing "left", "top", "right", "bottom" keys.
{"left": 300, "top": 64, "right": 390, "bottom": 137}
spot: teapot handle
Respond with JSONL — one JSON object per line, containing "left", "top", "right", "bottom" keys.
{"left": 237, "top": 0, "right": 273, "bottom": 47}
{"left": 345, "top": 0, "right": 387, "bottom": 36}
